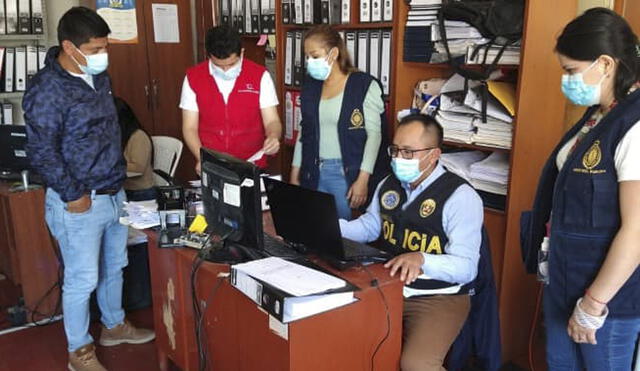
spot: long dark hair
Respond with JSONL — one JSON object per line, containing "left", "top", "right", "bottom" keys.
{"left": 304, "top": 25, "right": 357, "bottom": 75}
{"left": 556, "top": 7, "right": 640, "bottom": 102}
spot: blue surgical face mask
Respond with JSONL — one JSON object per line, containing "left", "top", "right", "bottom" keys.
{"left": 211, "top": 57, "right": 242, "bottom": 81}
{"left": 390, "top": 152, "right": 431, "bottom": 184}
{"left": 306, "top": 50, "right": 334, "bottom": 81}
{"left": 561, "top": 60, "right": 605, "bottom": 106}
{"left": 72, "top": 46, "right": 109, "bottom": 75}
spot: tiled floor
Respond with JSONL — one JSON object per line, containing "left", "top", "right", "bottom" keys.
{"left": 0, "top": 308, "right": 169, "bottom": 371}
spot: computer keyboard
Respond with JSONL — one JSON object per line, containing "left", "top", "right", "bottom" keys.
{"left": 342, "top": 238, "right": 388, "bottom": 259}
{"left": 263, "top": 233, "right": 303, "bottom": 260}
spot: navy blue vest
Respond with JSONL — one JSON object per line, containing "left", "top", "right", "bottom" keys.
{"left": 299, "top": 72, "right": 390, "bottom": 205}
{"left": 522, "top": 89, "right": 640, "bottom": 317}
{"left": 378, "top": 171, "right": 470, "bottom": 294}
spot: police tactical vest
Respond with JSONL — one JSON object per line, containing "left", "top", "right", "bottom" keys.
{"left": 522, "top": 89, "right": 640, "bottom": 317}
{"left": 299, "top": 72, "right": 390, "bottom": 201}
{"left": 378, "top": 171, "right": 469, "bottom": 295}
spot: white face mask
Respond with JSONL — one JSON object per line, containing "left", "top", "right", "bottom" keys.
{"left": 390, "top": 151, "right": 432, "bottom": 183}
{"left": 71, "top": 46, "right": 109, "bottom": 75}
{"left": 211, "top": 57, "right": 242, "bottom": 81}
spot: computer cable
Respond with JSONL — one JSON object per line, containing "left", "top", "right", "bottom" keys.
{"left": 196, "top": 274, "right": 227, "bottom": 371}
{"left": 28, "top": 226, "right": 64, "bottom": 327}
{"left": 190, "top": 230, "right": 227, "bottom": 371}
{"left": 361, "top": 264, "right": 391, "bottom": 371}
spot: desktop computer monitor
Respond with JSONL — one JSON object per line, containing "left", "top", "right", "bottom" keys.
{"left": 0, "top": 125, "right": 29, "bottom": 175}
{"left": 199, "top": 147, "right": 264, "bottom": 250}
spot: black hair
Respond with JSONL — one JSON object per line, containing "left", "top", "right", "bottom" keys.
{"left": 57, "top": 7, "right": 111, "bottom": 47}
{"left": 556, "top": 7, "right": 640, "bottom": 102}
{"left": 398, "top": 114, "right": 444, "bottom": 147}
{"left": 205, "top": 25, "right": 242, "bottom": 59}
{"left": 114, "top": 97, "right": 149, "bottom": 150}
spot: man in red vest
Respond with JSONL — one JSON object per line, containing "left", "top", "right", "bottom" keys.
{"left": 181, "top": 25, "right": 282, "bottom": 173}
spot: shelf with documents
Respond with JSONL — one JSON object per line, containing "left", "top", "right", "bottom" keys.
{"left": 0, "top": 0, "right": 48, "bottom": 126}
{"left": 442, "top": 140, "right": 510, "bottom": 154}
{"left": 389, "top": 0, "right": 581, "bottom": 367}
{"left": 280, "top": 22, "right": 393, "bottom": 30}
{"left": 0, "top": 34, "right": 46, "bottom": 41}
{"left": 0, "top": 92, "right": 24, "bottom": 99}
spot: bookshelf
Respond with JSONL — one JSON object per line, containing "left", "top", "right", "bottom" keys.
{"left": 274, "top": 0, "right": 398, "bottom": 178}
{"left": 0, "top": 0, "right": 48, "bottom": 122}
{"left": 389, "top": 0, "right": 581, "bottom": 367}
{"left": 271, "top": 0, "right": 582, "bottom": 367}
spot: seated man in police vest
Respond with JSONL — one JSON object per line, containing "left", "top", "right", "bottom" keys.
{"left": 339, "top": 113, "right": 483, "bottom": 371}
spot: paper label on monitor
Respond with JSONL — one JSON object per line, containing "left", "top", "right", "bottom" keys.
{"left": 241, "top": 178, "right": 255, "bottom": 188}
{"left": 202, "top": 173, "right": 208, "bottom": 187}
{"left": 212, "top": 189, "right": 219, "bottom": 200}
{"left": 223, "top": 183, "right": 241, "bottom": 207}
{"left": 269, "top": 315, "right": 289, "bottom": 340}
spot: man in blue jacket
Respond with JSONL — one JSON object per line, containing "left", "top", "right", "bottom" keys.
{"left": 23, "top": 7, "right": 154, "bottom": 371}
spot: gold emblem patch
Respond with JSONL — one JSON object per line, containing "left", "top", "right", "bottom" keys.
{"left": 420, "top": 199, "right": 437, "bottom": 218}
{"left": 582, "top": 140, "right": 602, "bottom": 171}
{"left": 349, "top": 109, "right": 364, "bottom": 129}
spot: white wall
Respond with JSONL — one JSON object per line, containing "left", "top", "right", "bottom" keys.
{"left": 46, "top": 0, "right": 80, "bottom": 46}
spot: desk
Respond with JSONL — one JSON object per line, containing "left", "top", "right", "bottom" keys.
{"left": 147, "top": 215, "right": 404, "bottom": 371}
{"left": 0, "top": 183, "right": 60, "bottom": 318}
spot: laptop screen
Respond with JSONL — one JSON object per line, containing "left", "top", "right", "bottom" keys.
{"left": 264, "top": 178, "right": 347, "bottom": 260}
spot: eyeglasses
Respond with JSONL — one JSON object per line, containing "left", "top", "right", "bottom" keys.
{"left": 387, "top": 145, "right": 436, "bottom": 159}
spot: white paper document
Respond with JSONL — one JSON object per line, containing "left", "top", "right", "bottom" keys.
{"left": 120, "top": 200, "right": 160, "bottom": 229}
{"left": 152, "top": 4, "right": 180, "bottom": 43}
{"left": 232, "top": 257, "right": 347, "bottom": 297}
{"left": 247, "top": 149, "right": 265, "bottom": 163}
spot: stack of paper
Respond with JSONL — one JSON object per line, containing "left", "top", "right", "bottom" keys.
{"left": 120, "top": 200, "right": 160, "bottom": 229}
{"left": 469, "top": 152, "right": 510, "bottom": 195}
{"left": 403, "top": 0, "right": 442, "bottom": 62}
{"left": 440, "top": 151, "right": 488, "bottom": 182}
{"left": 127, "top": 227, "right": 149, "bottom": 246}
{"left": 231, "top": 257, "right": 357, "bottom": 323}
{"left": 466, "top": 43, "right": 521, "bottom": 65}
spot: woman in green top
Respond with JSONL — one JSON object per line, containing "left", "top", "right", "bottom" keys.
{"left": 290, "top": 25, "right": 386, "bottom": 220}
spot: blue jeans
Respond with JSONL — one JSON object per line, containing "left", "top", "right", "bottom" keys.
{"left": 45, "top": 188, "right": 129, "bottom": 352}
{"left": 544, "top": 287, "right": 640, "bottom": 370}
{"left": 316, "top": 158, "right": 352, "bottom": 220}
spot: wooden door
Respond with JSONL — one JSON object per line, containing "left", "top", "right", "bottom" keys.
{"left": 80, "top": 0, "right": 155, "bottom": 134}
{"left": 141, "top": 0, "right": 197, "bottom": 181}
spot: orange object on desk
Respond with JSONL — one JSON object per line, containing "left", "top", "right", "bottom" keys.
{"left": 146, "top": 213, "right": 404, "bottom": 371}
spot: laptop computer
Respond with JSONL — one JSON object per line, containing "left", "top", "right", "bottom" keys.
{"left": 263, "top": 178, "right": 389, "bottom": 267}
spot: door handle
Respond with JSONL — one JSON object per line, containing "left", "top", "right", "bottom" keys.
{"left": 144, "top": 84, "right": 151, "bottom": 110}
{"left": 152, "top": 79, "right": 159, "bottom": 109}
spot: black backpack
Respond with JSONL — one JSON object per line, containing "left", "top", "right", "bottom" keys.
{"left": 437, "top": 0, "right": 525, "bottom": 121}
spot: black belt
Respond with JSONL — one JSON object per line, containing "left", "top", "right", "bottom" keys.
{"left": 95, "top": 189, "right": 119, "bottom": 195}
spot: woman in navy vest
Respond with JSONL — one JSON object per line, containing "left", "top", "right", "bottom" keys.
{"left": 523, "top": 8, "right": 640, "bottom": 370}
{"left": 290, "top": 25, "right": 389, "bottom": 220}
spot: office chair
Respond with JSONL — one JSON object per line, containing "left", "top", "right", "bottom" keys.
{"left": 151, "top": 136, "right": 183, "bottom": 186}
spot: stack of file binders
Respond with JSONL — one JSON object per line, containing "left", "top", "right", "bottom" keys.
{"left": 0, "top": 0, "right": 44, "bottom": 35}
{"left": 402, "top": 0, "right": 441, "bottom": 62}
{"left": 0, "top": 45, "right": 47, "bottom": 93}
{"left": 284, "top": 29, "right": 392, "bottom": 95}
{"left": 220, "top": 0, "right": 276, "bottom": 34}
{"left": 231, "top": 257, "right": 358, "bottom": 323}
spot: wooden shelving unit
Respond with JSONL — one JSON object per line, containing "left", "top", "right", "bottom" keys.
{"left": 273, "top": 0, "right": 579, "bottom": 366}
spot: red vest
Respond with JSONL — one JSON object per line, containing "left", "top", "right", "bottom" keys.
{"left": 186, "top": 59, "right": 267, "bottom": 168}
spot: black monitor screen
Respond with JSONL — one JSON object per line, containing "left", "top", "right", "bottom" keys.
{"left": 0, "top": 125, "right": 29, "bottom": 173}
{"left": 200, "top": 147, "right": 263, "bottom": 250}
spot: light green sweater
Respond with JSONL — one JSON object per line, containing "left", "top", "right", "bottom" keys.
{"left": 292, "top": 81, "right": 384, "bottom": 174}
